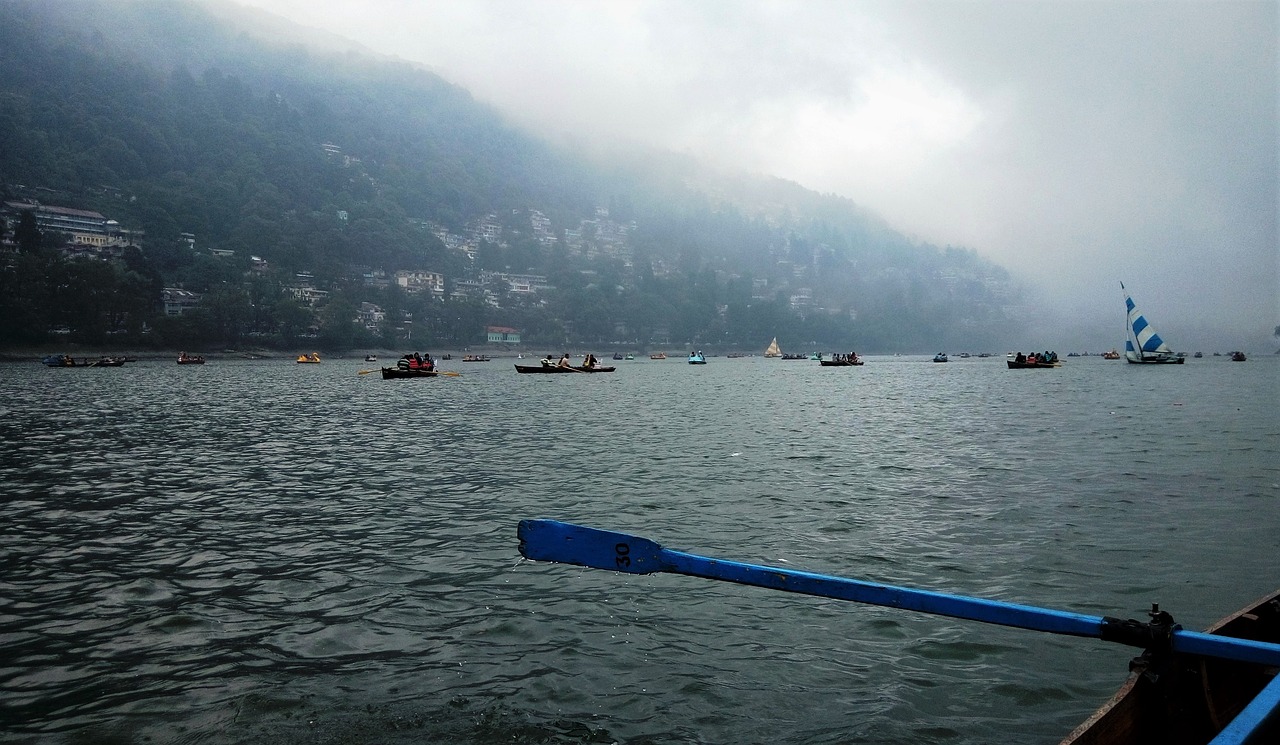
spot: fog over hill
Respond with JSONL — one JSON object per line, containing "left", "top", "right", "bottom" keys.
{"left": 228, "top": 0, "right": 1278, "bottom": 354}
{"left": 5, "top": 0, "right": 1271, "bottom": 353}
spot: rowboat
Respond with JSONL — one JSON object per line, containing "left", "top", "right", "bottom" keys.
{"left": 514, "top": 364, "right": 615, "bottom": 374}
{"left": 820, "top": 355, "right": 863, "bottom": 366}
{"left": 1061, "top": 589, "right": 1280, "bottom": 744}
{"left": 1007, "top": 352, "right": 1062, "bottom": 369}
{"left": 42, "top": 355, "right": 127, "bottom": 367}
{"left": 380, "top": 367, "right": 439, "bottom": 379}
{"left": 296, "top": 352, "right": 321, "bottom": 363}
{"left": 517, "top": 520, "right": 1280, "bottom": 745}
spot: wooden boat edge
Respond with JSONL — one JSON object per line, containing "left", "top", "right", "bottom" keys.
{"left": 1059, "top": 589, "right": 1280, "bottom": 745}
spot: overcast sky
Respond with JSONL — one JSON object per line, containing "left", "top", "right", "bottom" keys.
{"left": 231, "top": 0, "right": 1277, "bottom": 348}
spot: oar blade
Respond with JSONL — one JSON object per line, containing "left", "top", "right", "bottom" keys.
{"left": 518, "top": 519, "right": 666, "bottom": 574}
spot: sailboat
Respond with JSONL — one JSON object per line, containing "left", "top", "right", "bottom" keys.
{"left": 1122, "top": 282, "right": 1184, "bottom": 364}
{"left": 764, "top": 337, "right": 781, "bottom": 358}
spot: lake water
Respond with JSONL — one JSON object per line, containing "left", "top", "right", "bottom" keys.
{"left": 2, "top": 353, "right": 1277, "bottom": 744}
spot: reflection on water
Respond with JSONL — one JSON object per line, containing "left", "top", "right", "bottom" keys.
{"left": 1, "top": 355, "right": 1277, "bottom": 743}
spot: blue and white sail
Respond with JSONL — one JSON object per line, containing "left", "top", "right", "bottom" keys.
{"left": 1122, "top": 282, "right": 1183, "bottom": 364}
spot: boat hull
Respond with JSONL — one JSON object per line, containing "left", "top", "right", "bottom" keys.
{"left": 1124, "top": 353, "right": 1184, "bottom": 364}
{"left": 819, "top": 360, "right": 863, "bottom": 366}
{"left": 1006, "top": 361, "right": 1061, "bottom": 369}
{"left": 381, "top": 367, "right": 438, "bottom": 379}
{"left": 1060, "top": 589, "right": 1280, "bottom": 745}
{"left": 514, "top": 365, "right": 615, "bottom": 374}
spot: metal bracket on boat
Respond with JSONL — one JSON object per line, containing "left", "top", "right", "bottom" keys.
{"left": 1100, "top": 603, "right": 1181, "bottom": 653}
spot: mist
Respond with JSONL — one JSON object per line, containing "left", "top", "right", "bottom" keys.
{"left": 230, "top": 0, "right": 1278, "bottom": 352}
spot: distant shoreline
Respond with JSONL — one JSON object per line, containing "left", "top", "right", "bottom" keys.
{"left": 0, "top": 346, "right": 562, "bottom": 362}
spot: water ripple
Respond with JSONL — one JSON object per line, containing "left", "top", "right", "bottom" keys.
{"left": 1, "top": 355, "right": 1276, "bottom": 743}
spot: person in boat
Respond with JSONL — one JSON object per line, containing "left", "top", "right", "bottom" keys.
{"left": 557, "top": 353, "right": 572, "bottom": 368}
{"left": 540, "top": 355, "right": 553, "bottom": 367}
{"left": 398, "top": 354, "right": 411, "bottom": 370}
{"left": 582, "top": 353, "right": 596, "bottom": 369}
{"left": 1015, "top": 352, "right": 1026, "bottom": 363}
{"left": 423, "top": 353, "right": 434, "bottom": 371}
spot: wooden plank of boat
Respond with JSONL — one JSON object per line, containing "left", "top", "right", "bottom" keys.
{"left": 518, "top": 520, "right": 1280, "bottom": 743}
{"left": 514, "top": 364, "right": 616, "bottom": 374}
{"left": 1060, "top": 589, "right": 1280, "bottom": 745}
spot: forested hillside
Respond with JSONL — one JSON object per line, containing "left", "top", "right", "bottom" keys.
{"left": 0, "top": 0, "right": 1022, "bottom": 352}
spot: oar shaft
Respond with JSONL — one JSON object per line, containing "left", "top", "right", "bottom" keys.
{"left": 661, "top": 549, "right": 1104, "bottom": 637}
{"left": 518, "top": 519, "right": 1280, "bottom": 667}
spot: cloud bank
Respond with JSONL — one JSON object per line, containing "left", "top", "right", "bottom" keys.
{"left": 233, "top": 0, "right": 1278, "bottom": 348}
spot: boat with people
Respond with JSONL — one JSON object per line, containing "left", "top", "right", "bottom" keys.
{"left": 649, "top": 352, "right": 667, "bottom": 360}
{"left": 613, "top": 353, "right": 624, "bottom": 360}
{"left": 1122, "top": 283, "right": 1184, "bottom": 364}
{"left": 1231, "top": 351, "right": 1247, "bottom": 362}
{"left": 688, "top": 351, "right": 706, "bottom": 365}
{"left": 461, "top": 354, "right": 490, "bottom": 362}
{"left": 364, "top": 353, "right": 377, "bottom": 362}
{"left": 177, "top": 352, "right": 205, "bottom": 365}
{"left": 517, "top": 520, "right": 1280, "bottom": 745}
{"left": 1006, "top": 351, "right": 1062, "bottom": 369}
{"left": 381, "top": 367, "right": 439, "bottom": 379}
{"left": 514, "top": 364, "right": 615, "bottom": 374}
{"left": 932, "top": 352, "right": 948, "bottom": 362}
{"left": 764, "top": 337, "right": 781, "bottom": 358}
{"left": 1102, "top": 349, "right": 1121, "bottom": 360}
{"left": 820, "top": 352, "right": 863, "bottom": 366}
{"left": 42, "top": 354, "right": 128, "bottom": 367}
{"left": 296, "top": 352, "right": 321, "bottom": 364}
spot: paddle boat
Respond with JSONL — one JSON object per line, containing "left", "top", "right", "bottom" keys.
{"left": 364, "top": 353, "right": 377, "bottom": 362}
{"left": 932, "top": 352, "right": 948, "bottom": 362}
{"left": 517, "top": 520, "right": 1280, "bottom": 745}
{"left": 688, "top": 351, "right": 706, "bottom": 365}
{"left": 177, "top": 353, "right": 205, "bottom": 365}
{"left": 649, "top": 352, "right": 667, "bottom": 360}
{"left": 1231, "top": 351, "right": 1247, "bottom": 362}
{"left": 296, "top": 352, "right": 321, "bottom": 363}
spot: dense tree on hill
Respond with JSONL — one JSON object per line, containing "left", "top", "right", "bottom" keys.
{"left": 0, "top": 0, "right": 1022, "bottom": 352}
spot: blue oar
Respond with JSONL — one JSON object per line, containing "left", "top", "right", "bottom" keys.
{"left": 517, "top": 519, "right": 1280, "bottom": 667}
